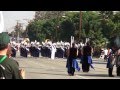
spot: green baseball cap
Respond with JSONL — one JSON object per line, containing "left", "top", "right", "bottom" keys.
{"left": 0, "top": 32, "right": 10, "bottom": 45}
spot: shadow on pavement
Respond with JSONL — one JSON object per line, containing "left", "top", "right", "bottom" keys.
{"left": 79, "top": 74, "right": 109, "bottom": 77}
{"left": 27, "top": 72, "right": 68, "bottom": 76}
{"left": 20, "top": 66, "right": 66, "bottom": 72}
{"left": 93, "top": 62, "right": 107, "bottom": 64}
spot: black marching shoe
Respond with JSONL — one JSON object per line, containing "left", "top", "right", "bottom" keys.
{"left": 117, "top": 74, "right": 120, "bottom": 76}
{"left": 109, "top": 75, "right": 114, "bottom": 77}
{"left": 68, "top": 73, "right": 73, "bottom": 76}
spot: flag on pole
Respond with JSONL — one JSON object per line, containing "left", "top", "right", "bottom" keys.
{"left": 88, "top": 56, "right": 95, "bottom": 70}
{"left": 72, "top": 59, "right": 80, "bottom": 71}
{"left": 0, "top": 11, "right": 4, "bottom": 33}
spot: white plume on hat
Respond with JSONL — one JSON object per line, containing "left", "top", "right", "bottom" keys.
{"left": 47, "top": 41, "right": 52, "bottom": 45}
{"left": 0, "top": 11, "right": 4, "bottom": 33}
{"left": 53, "top": 43, "right": 56, "bottom": 46}
{"left": 36, "top": 42, "right": 40, "bottom": 45}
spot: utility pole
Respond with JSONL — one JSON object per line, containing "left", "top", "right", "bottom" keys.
{"left": 79, "top": 11, "right": 82, "bottom": 41}
{"left": 23, "top": 19, "right": 30, "bottom": 38}
{"left": 16, "top": 20, "right": 19, "bottom": 43}
{"left": 16, "top": 20, "right": 22, "bottom": 43}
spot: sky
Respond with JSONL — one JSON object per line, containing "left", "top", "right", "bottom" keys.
{"left": 2, "top": 11, "right": 35, "bottom": 33}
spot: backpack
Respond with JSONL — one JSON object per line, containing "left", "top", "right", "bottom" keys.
{"left": 0, "top": 56, "right": 7, "bottom": 79}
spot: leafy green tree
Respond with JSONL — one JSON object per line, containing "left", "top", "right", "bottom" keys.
{"left": 111, "top": 11, "right": 120, "bottom": 37}
{"left": 42, "top": 19, "right": 56, "bottom": 41}
{"left": 26, "top": 11, "right": 120, "bottom": 49}
{"left": 27, "top": 20, "right": 46, "bottom": 42}
{"left": 35, "top": 11, "right": 66, "bottom": 20}
{"left": 60, "top": 19, "right": 75, "bottom": 42}
{"left": 14, "top": 23, "right": 24, "bottom": 38}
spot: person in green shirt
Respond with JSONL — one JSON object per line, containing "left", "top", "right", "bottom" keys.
{"left": 0, "top": 32, "right": 25, "bottom": 79}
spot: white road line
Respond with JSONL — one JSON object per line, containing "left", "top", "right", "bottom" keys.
{"left": 75, "top": 75, "right": 89, "bottom": 79}
{"left": 31, "top": 60, "right": 56, "bottom": 70}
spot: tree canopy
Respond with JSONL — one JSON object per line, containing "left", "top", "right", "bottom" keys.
{"left": 19, "top": 11, "right": 120, "bottom": 48}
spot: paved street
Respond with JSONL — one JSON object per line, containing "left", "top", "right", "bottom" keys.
{"left": 3, "top": 11, "right": 120, "bottom": 79}
{"left": 14, "top": 56, "right": 120, "bottom": 79}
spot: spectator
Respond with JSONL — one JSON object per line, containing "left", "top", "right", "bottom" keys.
{"left": 0, "top": 32, "right": 25, "bottom": 79}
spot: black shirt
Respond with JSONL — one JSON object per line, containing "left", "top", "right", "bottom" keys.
{"left": 0, "top": 56, "right": 22, "bottom": 79}
{"left": 69, "top": 47, "right": 77, "bottom": 59}
{"left": 83, "top": 45, "right": 92, "bottom": 56}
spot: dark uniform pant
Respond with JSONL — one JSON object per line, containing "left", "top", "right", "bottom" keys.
{"left": 67, "top": 58, "right": 75, "bottom": 75}
{"left": 117, "top": 67, "right": 120, "bottom": 76}
{"left": 68, "top": 65, "right": 75, "bottom": 75}
{"left": 108, "top": 68, "right": 113, "bottom": 76}
{"left": 82, "top": 56, "right": 90, "bottom": 72}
